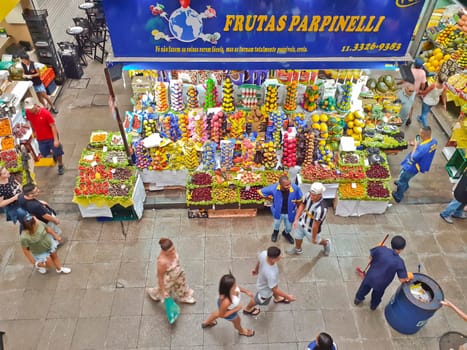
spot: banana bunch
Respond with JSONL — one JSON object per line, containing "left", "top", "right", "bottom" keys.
{"left": 228, "top": 111, "right": 246, "bottom": 139}
{"left": 183, "top": 140, "right": 200, "bottom": 170}
{"left": 166, "top": 141, "right": 185, "bottom": 170}
{"left": 265, "top": 85, "right": 279, "bottom": 112}
{"left": 262, "top": 141, "right": 277, "bottom": 169}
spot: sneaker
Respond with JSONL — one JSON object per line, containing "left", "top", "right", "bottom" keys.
{"left": 58, "top": 165, "right": 65, "bottom": 175}
{"left": 286, "top": 247, "right": 303, "bottom": 255}
{"left": 36, "top": 266, "right": 47, "bottom": 274}
{"left": 51, "top": 107, "right": 58, "bottom": 114}
{"left": 452, "top": 213, "right": 467, "bottom": 219}
{"left": 324, "top": 239, "right": 331, "bottom": 256}
{"left": 370, "top": 305, "right": 378, "bottom": 311}
{"left": 440, "top": 213, "right": 453, "bottom": 224}
{"left": 56, "top": 267, "right": 71, "bottom": 274}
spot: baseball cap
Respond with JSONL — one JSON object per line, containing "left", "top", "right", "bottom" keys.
{"left": 413, "top": 58, "right": 424, "bottom": 68}
{"left": 310, "top": 182, "right": 326, "bottom": 195}
{"left": 24, "top": 97, "right": 35, "bottom": 110}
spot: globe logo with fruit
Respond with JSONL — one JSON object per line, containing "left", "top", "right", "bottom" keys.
{"left": 149, "top": 0, "right": 221, "bottom": 44}
{"left": 169, "top": 7, "right": 202, "bottom": 42}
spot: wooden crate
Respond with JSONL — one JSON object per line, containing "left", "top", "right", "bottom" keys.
{"left": 207, "top": 208, "right": 257, "bottom": 218}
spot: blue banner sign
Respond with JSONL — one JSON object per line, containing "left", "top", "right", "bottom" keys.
{"left": 103, "top": 0, "right": 425, "bottom": 68}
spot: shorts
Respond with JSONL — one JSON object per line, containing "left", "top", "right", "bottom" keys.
{"left": 31, "top": 234, "right": 59, "bottom": 263}
{"left": 38, "top": 139, "right": 64, "bottom": 158}
{"left": 254, "top": 292, "right": 272, "bottom": 306}
{"left": 294, "top": 224, "right": 321, "bottom": 243}
{"left": 33, "top": 83, "right": 46, "bottom": 93}
{"left": 217, "top": 298, "right": 238, "bottom": 320}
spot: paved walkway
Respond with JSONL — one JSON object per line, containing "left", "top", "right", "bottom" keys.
{"left": 0, "top": 61, "right": 466, "bottom": 349}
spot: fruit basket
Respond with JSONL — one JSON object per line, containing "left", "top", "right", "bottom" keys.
{"left": 263, "top": 170, "right": 287, "bottom": 185}
{"left": 186, "top": 171, "right": 213, "bottom": 188}
{"left": 337, "top": 166, "right": 366, "bottom": 182}
{"left": 106, "top": 132, "right": 132, "bottom": 150}
{"left": 79, "top": 150, "right": 101, "bottom": 166}
{"left": 212, "top": 184, "right": 240, "bottom": 204}
{"left": 102, "top": 150, "right": 129, "bottom": 167}
{"left": 235, "top": 170, "right": 264, "bottom": 187}
{"left": 366, "top": 181, "right": 391, "bottom": 201}
{"left": 0, "top": 150, "right": 20, "bottom": 171}
{"left": 186, "top": 187, "right": 213, "bottom": 208}
{"left": 338, "top": 182, "right": 367, "bottom": 200}
{"left": 365, "top": 163, "right": 391, "bottom": 181}
{"left": 338, "top": 151, "right": 364, "bottom": 167}
{"left": 0, "top": 118, "right": 12, "bottom": 137}
{"left": 239, "top": 185, "right": 264, "bottom": 204}
{"left": 89, "top": 131, "right": 108, "bottom": 147}
{"left": 301, "top": 164, "right": 338, "bottom": 183}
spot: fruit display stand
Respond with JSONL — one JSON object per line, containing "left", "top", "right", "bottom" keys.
{"left": 300, "top": 150, "right": 392, "bottom": 216}
{"left": 186, "top": 169, "right": 286, "bottom": 217}
{"left": 72, "top": 131, "right": 146, "bottom": 220}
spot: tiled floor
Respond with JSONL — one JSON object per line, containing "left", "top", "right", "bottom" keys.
{"left": 0, "top": 61, "right": 466, "bottom": 349}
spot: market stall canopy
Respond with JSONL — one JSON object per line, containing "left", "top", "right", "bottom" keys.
{"left": 0, "top": 0, "right": 20, "bottom": 22}
{"left": 103, "top": 0, "right": 427, "bottom": 70}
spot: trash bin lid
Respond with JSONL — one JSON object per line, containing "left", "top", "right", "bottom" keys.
{"left": 401, "top": 273, "right": 444, "bottom": 311}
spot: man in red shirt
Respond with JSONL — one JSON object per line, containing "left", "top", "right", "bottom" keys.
{"left": 24, "top": 97, "right": 64, "bottom": 175}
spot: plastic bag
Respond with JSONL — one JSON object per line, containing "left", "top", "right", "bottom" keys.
{"left": 164, "top": 297, "right": 180, "bottom": 324}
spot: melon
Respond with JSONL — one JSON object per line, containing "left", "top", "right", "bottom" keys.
{"left": 366, "top": 78, "right": 377, "bottom": 90}
{"left": 376, "top": 81, "right": 389, "bottom": 93}
{"left": 383, "top": 75, "right": 395, "bottom": 88}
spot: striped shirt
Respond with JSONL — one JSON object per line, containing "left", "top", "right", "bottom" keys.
{"left": 297, "top": 193, "right": 327, "bottom": 234}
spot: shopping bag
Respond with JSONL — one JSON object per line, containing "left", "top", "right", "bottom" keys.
{"left": 164, "top": 297, "right": 180, "bottom": 324}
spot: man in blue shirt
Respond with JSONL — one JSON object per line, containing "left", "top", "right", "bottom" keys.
{"left": 393, "top": 126, "right": 437, "bottom": 203}
{"left": 354, "top": 235, "right": 412, "bottom": 310}
{"left": 259, "top": 175, "right": 303, "bottom": 244}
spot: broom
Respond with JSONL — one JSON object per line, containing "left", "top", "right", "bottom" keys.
{"left": 356, "top": 234, "right": 389, "bottom": 278}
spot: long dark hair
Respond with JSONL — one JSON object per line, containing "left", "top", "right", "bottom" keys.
{"left": 219, "top": 273, "right": 236, "bottom": 303}
{"left": 316, "top": 332, "right": 334, "bottom": 350}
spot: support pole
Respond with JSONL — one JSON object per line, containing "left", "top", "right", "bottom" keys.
{"left": 104, "top": 67, "right": 133, "bottom": 166}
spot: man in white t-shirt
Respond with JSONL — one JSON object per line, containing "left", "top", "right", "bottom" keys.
{"left": 242, "top": 246, "right": 296, "bottom": 316}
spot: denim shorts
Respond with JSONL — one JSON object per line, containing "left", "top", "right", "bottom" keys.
{"left": 33, "top": 83, "right": 46, "bottom": 93}
{"left": 254, "top": 292, "right": 272, "bottom": 306}
{"left": 31, "top": 234, "right": 59, "bottom": 263}
{"left": 294, "top": 224, "right": 321, "bottom": 243}
{"left": 217, "top": 298, "right": 238, "bottom": 320}
{"left": 38, "top": 139, "right": 64, "bottom": 158}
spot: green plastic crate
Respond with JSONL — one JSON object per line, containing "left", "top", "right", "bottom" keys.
{"left": 446, "top": 148, "right": 467, "bottom": 179}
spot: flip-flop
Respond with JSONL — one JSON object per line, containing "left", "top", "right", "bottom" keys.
{"left": 201, "top": 320, "right": 217, "bottom": 329}
{"left": 273, "top": 296, "right": 290, "bottom": 304}
{"left": 242, "top": 307, "right": 260, "bottom": 316}
{"left": 239, "top": 329, "right": 255, "bottom": 337}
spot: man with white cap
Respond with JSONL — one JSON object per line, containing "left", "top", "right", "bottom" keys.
{"left": 287, "top": 182, "right": 330, "bottom": 256}
{"left": 24, "top": 97, "right": 65, "bottom": 175}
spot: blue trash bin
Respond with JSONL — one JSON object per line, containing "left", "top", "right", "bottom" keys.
{"left": 384, "top": 273, "right": 444, "bottom": 334}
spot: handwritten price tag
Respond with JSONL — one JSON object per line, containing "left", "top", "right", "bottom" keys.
{"left": 351, "top": 183, "right": 357, "bottom": 189}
